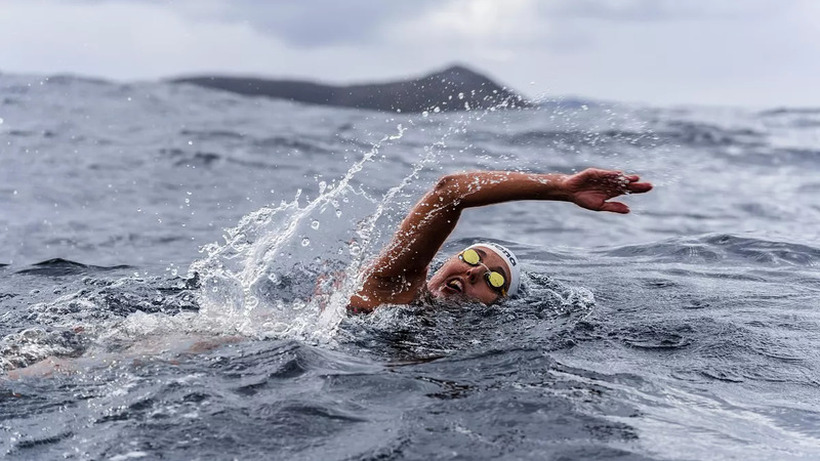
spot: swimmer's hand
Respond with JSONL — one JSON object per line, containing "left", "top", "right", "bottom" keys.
{"left": 563, "top": 168, "right": 653, "bottom": 214}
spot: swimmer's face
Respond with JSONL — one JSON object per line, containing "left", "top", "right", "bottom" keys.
{"left": 427, "top": 246, "right": 510, "bottom": 305}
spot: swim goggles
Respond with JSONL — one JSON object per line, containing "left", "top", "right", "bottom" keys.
{"left": 458, "top": 248, "right": 507, "bottom": 295}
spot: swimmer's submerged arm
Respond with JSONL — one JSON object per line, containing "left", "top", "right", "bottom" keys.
{"left": 350, "top": 168, "right": 652, "bottom": 310}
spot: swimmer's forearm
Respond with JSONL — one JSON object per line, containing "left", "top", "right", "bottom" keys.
{"left": 434, "top": 171, "right": 572, "bottom": 209}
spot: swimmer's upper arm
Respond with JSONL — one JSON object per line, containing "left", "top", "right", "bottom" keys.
{"left": 348, "top": 176, "right": 465, "bottom": 311}
{"left": 368, "top": 174, "right": 465, "bottom": 277}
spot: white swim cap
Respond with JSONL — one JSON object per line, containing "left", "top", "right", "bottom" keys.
{"left": 467, "top": 242, "right": 521, "bottom": 297}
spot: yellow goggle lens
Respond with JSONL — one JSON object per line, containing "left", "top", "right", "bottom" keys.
{"left": 461, "top": 248, "right": 481, "bottom": 265}
{"left": 487, "top": 271, "right": 505, "bottom": 288}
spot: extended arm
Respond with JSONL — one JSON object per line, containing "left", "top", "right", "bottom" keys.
{"left": 349, "top": 168, "right": 651, "bottom": 310}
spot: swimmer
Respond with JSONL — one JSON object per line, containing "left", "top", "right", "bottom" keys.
{"left": 7, "top": 168, "right": 650, "bottom": 378}
{"left": 349, "top": 168, "right": 652, "bottom": 312}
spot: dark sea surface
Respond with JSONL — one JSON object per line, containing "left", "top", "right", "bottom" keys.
{"left": 2, "top": 74, "right": 820, "bottom": 460}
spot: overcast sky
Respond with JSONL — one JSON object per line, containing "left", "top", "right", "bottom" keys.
{"left": 2, "top": 0, "right": 818, "bottom": 108}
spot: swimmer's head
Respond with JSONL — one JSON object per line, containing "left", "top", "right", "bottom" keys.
{"left": 428, "top": 242, "right": 521, "bottom": 304}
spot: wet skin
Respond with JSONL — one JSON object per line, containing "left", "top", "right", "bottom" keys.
{"left": 427, "top": 246, "right": 509, "bottom": 305}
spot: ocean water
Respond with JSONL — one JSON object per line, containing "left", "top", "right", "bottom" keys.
{"left": 1, "top": 74, "right": 820, "bottom": 460}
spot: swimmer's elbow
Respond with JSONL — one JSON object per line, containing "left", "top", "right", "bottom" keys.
{"left": 433, "top": 174, "right": 459, "bottom": 192}
{"left": 432, "top": 173, "right": 467, "bottom": 204}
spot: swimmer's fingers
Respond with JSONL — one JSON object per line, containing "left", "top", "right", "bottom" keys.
{"left": 612, "top": 173, "right": 652, "bottom": 195}
{"left": 600, "top": 201, "right": 630, "bottom": 214}
{"left": 626, "top": 181, "right": 653, "bottom": 194}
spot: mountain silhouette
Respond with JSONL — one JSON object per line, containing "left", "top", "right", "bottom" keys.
{"left": 171, "top": 65, "right": 530, "bottom": 112}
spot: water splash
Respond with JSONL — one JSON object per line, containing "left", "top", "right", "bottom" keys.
{"left": 186, "top": 106, "right": 503, "bottom": 342}
{"left": 187, "top": 125, "right": 409, "bottom": 341}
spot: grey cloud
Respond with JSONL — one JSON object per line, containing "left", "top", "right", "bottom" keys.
{"left": 68, "top": 0, "right": 786, "bottom": 48}
{"left": 541, "top": 0, "right": 789, "bottom": 22}
{"left": 222, "top": 0, "right": 441, "bottom": 47}
{"left": 77, "top": 0, "right": 441, "bottom": 47}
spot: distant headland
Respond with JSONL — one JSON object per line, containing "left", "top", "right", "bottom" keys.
{"left": 170, "top": 65, "right": 530, "bottom": 113}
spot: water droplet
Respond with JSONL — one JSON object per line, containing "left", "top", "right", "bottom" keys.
{"left": 318, "top": 181, "right": 327, "bottom": 193}
{"left": 335, "top": 210, "right": 342, "bottom": 217}
{"left": 433, "top": 106, "right": 441, "bottom": 113}
{"left": 268, "top": 273, "right": 279, "bottom": 284}
{"left": 301, "top": 238, "right": 310, "bottom": 246}
{"left": 184, "top": 198, "right": 190, "bottom": 204}
{"left": 311, "top": 220, "right": 320, "bottom": 230}
{"left": 422, "top": 111, "right": 429, "bottom": 117}
{"left": 187, "top": 140, "right": 193, "bottom": 146}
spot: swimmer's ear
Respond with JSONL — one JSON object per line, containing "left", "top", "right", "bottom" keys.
{"left": 600, "top": 201, "right": 630, "bottom": 214}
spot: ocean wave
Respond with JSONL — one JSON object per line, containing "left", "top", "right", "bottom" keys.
{"left": 15, "top": 258, "right": 131, "bottom": 276}
{"left": 758, "top": 107, "right": 820, "bottom": 116}
{"left": 158, "top": 147, "right": 222, "bottom": 167}
{"left": 509, "top": 128, "right": 661, "bottom": 149}
{"left": 600, "top": 234, "right": 820, "bottom": 266}
{"left": 506, "top": 119, "right": 770, "bottom": 153}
